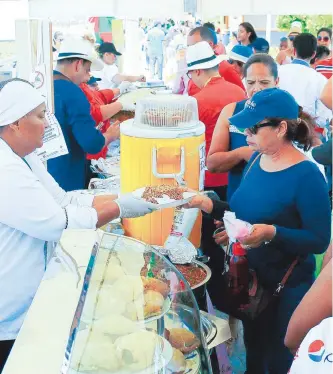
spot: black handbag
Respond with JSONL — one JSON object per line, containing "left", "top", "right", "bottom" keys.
{"left": 222, "top": 241, "right": 299, "bottom": 321}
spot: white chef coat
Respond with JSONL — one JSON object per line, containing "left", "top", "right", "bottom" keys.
{"left": 278, "top": 61, "right": 332, "bottom": 128}
{"left": 93, "top": 63, "right": 119, "bottom": 90}
{"left": 289, "top": 318, "right": 332, "bottom": 373}
{"left": 0, "top": 139, "right": 98, "bottom": 340}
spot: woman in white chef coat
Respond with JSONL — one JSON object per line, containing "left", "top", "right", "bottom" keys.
{"left": 0, "top": 79, "right": 156, "bottom": 371}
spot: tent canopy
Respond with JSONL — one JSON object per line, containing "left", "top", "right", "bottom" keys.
{"left": 28, "top": 0, "right": 184, "bottom": 20}
{"left": 28, "top": 0, "right": 332, "bottom": 19}
{"left": 197, "top": 0, "right": 332, "bottom": 18}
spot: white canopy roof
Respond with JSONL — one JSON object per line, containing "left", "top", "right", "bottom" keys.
{"left": 28, "top": 0, "right": 332, "bottom": 19}
{"left": 197, "top": 0, "right": 332, "bottom": 17}
{"left": 28, "top": 0, "right": 184, "bottom": 20}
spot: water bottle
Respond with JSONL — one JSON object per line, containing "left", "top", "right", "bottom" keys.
{"left": 229, "top": 242, "right": 249, "bottom": 309}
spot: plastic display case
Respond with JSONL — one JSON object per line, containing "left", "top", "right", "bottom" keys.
{"left": 61, "top": 233, "right": 213, "bottom": 374}
{"left": 134, "top": 95, "right": 200, "bottom": 129}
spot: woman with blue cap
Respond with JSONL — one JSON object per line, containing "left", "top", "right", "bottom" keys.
{"left": 187, "top": 87, "right": 331, "bottom": 373}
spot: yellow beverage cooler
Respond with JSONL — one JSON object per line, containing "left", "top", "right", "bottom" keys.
{"left": 120, "top": 94, "right": 206, "bottom": 247}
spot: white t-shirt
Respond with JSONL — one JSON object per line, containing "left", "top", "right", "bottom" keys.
{"left": 0, "top": 139, "right": 98, "bottom": 339}
{"left": 94, "top": 63, "right": 119, "bottom": 89}
{"left": 279, "top": 63, "right": 332, "bottom": 128}
{"left": 147, "top": 27, "right": 165, "bottom": 56}
{"left": 289, "top": 318, "right": 333, "bottom": 373}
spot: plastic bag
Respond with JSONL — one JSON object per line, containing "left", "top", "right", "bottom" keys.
{"left": 223, "top": 211, "right": 253, "bottom": 243}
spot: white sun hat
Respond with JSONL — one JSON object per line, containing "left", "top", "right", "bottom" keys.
{"left": 186, "top": 41, "right": 227, "bottom": 71}
{"left": 56, "top": 37, "right": 104, "bottom": 71}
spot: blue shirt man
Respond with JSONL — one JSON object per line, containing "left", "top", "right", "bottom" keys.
{"left": 47, "top": 37, "right": 113, "bottom": 191}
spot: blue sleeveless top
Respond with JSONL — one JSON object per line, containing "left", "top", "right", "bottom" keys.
{"left": 227, "top": 99, "right": 247, "bottom": 201}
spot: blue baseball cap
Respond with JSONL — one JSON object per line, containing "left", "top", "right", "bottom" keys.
{"left": 229, "top": 88, "right": 299, "bottom": 130}
{"left": 229, "top": 45, "right": 253, "bottom": 63}
{"left": 251, "top": 37, "right": 270, "bottom": 53}
{"left": 87, "top": 76, "right": 101, "bottom": 86}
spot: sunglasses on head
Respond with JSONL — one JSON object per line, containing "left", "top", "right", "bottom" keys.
{"left": 248, "top": 121, "right": 275, "bottom": 135}
{"left": 318, "top": 36, "right": 330, "bottom": 42}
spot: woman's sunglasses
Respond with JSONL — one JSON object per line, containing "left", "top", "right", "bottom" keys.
{"left": 318, "top": 36, "right": 330, "bottom": 42}
{"left": 248, "top": 121, "right": 275, "bottom": 135}
{"left": 289, "top": 36, "right": 296, "bottom": 41}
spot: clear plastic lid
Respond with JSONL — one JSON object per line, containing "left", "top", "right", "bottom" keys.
{"left": 62, "top": 234, "right": 212, "bottom": 374}
{"left": 134, "top": 94, "right": 200, "bottom": 129}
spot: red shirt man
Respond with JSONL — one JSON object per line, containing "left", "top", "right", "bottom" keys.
{"left": 186, "top": 41, "right": 246, "bottom": 189}
{"left": 194, "top": 76, "right": 246, "bottom": 187}
{"left": 188, "top": 60, "right": 245, "bottom": 95}
{"left": 80, "top": 81, "right": 118, "bottom": 159}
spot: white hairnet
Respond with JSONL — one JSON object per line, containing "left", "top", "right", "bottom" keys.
{"left": 0, "top": 80, "right": 45, "bottom": 127}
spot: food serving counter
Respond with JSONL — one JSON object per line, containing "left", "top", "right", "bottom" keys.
{"left": 3, "top": 230, "right": 231, "bottom": 374}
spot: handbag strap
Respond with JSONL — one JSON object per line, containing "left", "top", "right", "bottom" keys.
{"left": 244, "top": 153, "right": 261, "bottom": 179}
{"left": 243, "top": 153, "right": 299, "bottom": 295}
{"left": 274, "top": 256, "right": 300, "bottom": 295}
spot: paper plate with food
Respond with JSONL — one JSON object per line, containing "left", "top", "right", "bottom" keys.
{"left": 133, "top": 185, "right": 196, "bottom": 209}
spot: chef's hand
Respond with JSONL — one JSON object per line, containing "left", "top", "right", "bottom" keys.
{"left": 118, "top": 81, "right": 132, "bottom": 95}
{"left": 115, "top": 193, "right": 157, "bottom": 218}
{"left": 213, "top": 229, "right": 229, "bottom": 246}
{"left": 137, "top": 75, "right": 146, "bottom": 82}
{"left": 240, "top": 224, "right": 276, "bottom": 248}
{"left": 105, "top": 121, "right": 120, "bottom": 140}
{"left": 117, "top": 96, "right": 136, "bottom": 112}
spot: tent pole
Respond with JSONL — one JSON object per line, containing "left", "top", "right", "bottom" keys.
{"left": 266, "top": 14, "right": 272, "bottom": 44}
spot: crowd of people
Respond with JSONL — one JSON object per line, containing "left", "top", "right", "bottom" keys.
{"left": 0, "top": 17, "right": 332, "bottom": 374}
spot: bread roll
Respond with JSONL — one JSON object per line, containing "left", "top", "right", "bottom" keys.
{"left": 112, "top": 275, "right": 144, "bottom": 303}
{"left": 117, "top": 250, "right": 145, "bottom": 275}
{"left": 71, "top": 329, "right": 120, "bottom": 372}
{"left": 142, "top": 277, "right": 170, "bottom": 298}
{"left": 83, "top": 286, "right": 126, "bottom": 320}
{"left": 92, "top": 314, "right": 140, "bottom": 337}
{"left": 166, "top": 328, "right": 200, "bottom": 354}
{"left": 92, "top": 262, "right": 125, "bottom": 285}
{"left": 144, "top": 290, "right": 165, "bottom": 318}
{"left": 166, "top": 349, "right": 186, "bottom": 374}
{"left": 124, "top": 298, "right": 145, "bottom": 321}
{"left": 115, "top": 331, "right": 161, "bottom": 371}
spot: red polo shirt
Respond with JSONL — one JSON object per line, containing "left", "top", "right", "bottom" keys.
{"left": 80, "top": 83, "right": 115, "bottom": 160}
{"left": 194, "top": 76, "right": 246, "bottom": 187}
{"left": 188, "top": 60, "right": 246, "bottom": 96}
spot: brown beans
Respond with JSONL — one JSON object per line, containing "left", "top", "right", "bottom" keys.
{"left": 142, "top": 185, "right": 185, "bottom": 203}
